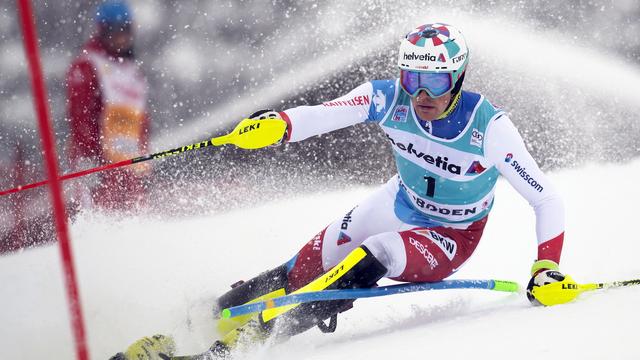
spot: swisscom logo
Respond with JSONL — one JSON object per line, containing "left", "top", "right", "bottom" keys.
{"left": 504, "top": 153, "right": 544, "bottom": 193}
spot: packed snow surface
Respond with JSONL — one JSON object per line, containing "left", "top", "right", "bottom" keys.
{"left": 1, "top": 160, "right": 639, "bottom": 359}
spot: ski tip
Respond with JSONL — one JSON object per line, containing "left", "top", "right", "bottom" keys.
{"left": 221, "top": 308, "right": 231, "bottom": 319}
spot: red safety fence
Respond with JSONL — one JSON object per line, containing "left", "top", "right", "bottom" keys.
{"left": 16, "top": 1, "right": 90, "bottom": 359}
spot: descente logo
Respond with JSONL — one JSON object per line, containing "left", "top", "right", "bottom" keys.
{"left": 386, "top": 134, "right": 462, "bottom": 175}
{"left": 408, "top": 237, "right": 439, "bottom": 270}
{"left": 403, "top": 52, "right": 437, "bottom": 62}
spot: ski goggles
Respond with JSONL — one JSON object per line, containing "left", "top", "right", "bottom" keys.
{"left": 400, "top": 69, "right": 454, "bottom": 98}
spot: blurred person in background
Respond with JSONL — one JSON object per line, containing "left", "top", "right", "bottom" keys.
{"left": 66, "top": 0, "right": 151, "bottom": 212}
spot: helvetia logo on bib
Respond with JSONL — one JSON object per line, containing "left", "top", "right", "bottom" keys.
{"left": 465, "top": 161, "right": 486, "bottom": 175}
{"left": 386, "top": 134, "right": 463, "bottom": 175}
{"left": 337, "top": 231, "right": 352, "bottom": 246}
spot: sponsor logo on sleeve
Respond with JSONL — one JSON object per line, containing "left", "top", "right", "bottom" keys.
{"left": 506, "top": 154, "right": 544, "bottom": 192}
{"left": 392, "top": 105, "right": 409, "bottom": 122}
{"left": 373, "top": 89, "right": 386, "bottom": 113}
{"left": 323, "top": 95, "right": 370, "bottom": 107}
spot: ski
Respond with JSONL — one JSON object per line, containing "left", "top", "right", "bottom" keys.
{"left": 221, "top": 279, "right": 519, "bottom": 319}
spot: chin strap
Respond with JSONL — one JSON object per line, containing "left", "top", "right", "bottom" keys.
{"left": 434, "top": 91, "right": 462, "bottom": 120}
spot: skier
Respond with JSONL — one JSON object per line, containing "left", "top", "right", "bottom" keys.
{"left": 114, "top": 23, "right": 575, "bottom": 359}
{"left": 66, "top": 0, "right": 152, "bottom": 212}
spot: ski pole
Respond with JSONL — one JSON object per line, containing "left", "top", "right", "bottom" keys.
{"left": 531, "top": 277, "right": 640, "bottom": 306}
{"left": 0, "top": 118, "right": 287, "bottom": 197}
{"left": 221, "top": 279, "right": 520, "bottom": 319}
{"left": 579, "top": 278, "right": 640, "bottom": 291}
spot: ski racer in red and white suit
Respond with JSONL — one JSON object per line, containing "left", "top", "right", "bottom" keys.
{"left": 209, "top": 23, "right": 574, "bottom": 357}
{"left": 66, "top": 5, "right": 151, "bottom": 211}
{"left": 279, "top": 81, "right": 566, "bottom": 287}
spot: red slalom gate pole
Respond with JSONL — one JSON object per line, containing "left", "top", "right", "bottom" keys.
{"left": 16, "top": 1, "right": 89, "bottom": 359}
{"left": 0, "top": 133, "right": 222, "bottom": 197}
{"left": 0, "top": 159, "right": 133, "bottom": 197}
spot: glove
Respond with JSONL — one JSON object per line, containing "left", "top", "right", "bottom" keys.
{"left": 109, "top": 334, "right": 176, "bottom": 360}
{"left": 215, "top": 110, "right": 288, "bottom": 149}
{"left": 248, "top": 109, "right": 280, "bottom": 120}
{"left": 248, "top": 109, "right": 288, "bottom": 145}
{"left": 526, "top": 260, "right": 579, "bottom": 306}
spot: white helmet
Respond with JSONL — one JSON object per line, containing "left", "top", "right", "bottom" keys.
{"left": 398, "top": 23, "right": 469, "bottom": 97}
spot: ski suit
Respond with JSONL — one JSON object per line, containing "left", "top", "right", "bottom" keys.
{"left": 279, "top": 80, "right": 565, "bottom": 291}
{"left": 66, "top": 38, "right": 151, "bottom": 211}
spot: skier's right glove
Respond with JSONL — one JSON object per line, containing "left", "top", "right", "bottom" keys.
{"left": 248, "top": 109, "right": 289, "bottom": 146}
{"left": 526, "top": 260, "right": 579, "bottom": 306}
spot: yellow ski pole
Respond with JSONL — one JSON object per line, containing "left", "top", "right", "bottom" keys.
{"left": 532, "top": 277, "right": 640, "bottom": 306}
{"left": 578, "top": 278, "right": 640, "bottom": 292}
{"left": 0, "top": 118, "right": 287, "bottom": 196}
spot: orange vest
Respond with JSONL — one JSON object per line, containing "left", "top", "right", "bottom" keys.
{"left": 84, "top": 50, "right": 148, "bottom": 163}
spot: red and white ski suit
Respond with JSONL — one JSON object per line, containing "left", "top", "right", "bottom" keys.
{"left": 66, "top": 38, "right": 151, "bottom": 210}
{"left": 279, "top": 82, "right": 564, "bottom": 290}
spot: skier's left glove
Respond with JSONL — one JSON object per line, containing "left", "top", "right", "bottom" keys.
{"left": 526, "top": 260, "right": 579, "bottom": 306}
{"left": 247, "top": 109, "right": 289, "bottom": 146}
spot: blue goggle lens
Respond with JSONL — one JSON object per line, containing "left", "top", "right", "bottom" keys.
{"left": 400, "top": 70, "right": 453, "bottom": 98}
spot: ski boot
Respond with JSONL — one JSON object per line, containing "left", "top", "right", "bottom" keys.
{"left": 213, "top": 246, "right": 387, "bottom": 350}
{"left": 215, "top": 263, "right": 290, "bottom": 336}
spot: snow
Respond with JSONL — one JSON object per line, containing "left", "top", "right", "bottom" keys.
{"left": 1, "top": 159, "right": 640, "bottom": 359}
{"left": 153, "top": 6, "right": 640, "bottom": 151}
